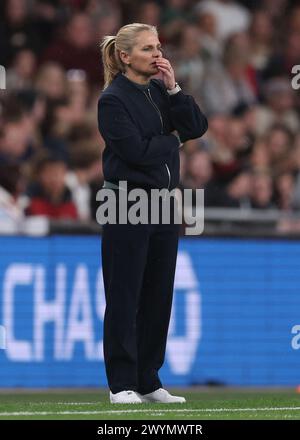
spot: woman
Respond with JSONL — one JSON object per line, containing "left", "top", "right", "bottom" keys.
{"left": 98, "top": 23, "right": 208, "bottom": 404}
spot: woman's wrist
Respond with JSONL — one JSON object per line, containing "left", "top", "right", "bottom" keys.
{"left": 167, "top": 82, "right": 181, "bottom": 95}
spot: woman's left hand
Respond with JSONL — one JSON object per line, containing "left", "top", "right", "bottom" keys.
{"left": 154, "top": 58, "right": 176, "bottom": 90}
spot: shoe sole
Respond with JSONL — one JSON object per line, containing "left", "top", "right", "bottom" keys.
{"left": 110, "top": 400, "right": 142, "bottom": 404}
{"left": 139, "top": 398, "right": 186, "bottom": 403}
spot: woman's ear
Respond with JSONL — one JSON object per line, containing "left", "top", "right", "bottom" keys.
{"left": 119, "top": 50, "right": 130, "bottom": 66}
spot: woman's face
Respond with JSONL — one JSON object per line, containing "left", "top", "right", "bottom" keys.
{"left": 121, "top": 31, "right": 162, "bottom": 77}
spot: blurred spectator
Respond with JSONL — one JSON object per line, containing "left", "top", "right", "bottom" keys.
{"left": 248, "top": 10, "right": 274, "bottom": 72}
{"left": 34, "top": 63, "right": 70, "bottom": 159}
{"left": 250, "top": 140, "right": 270, "bottom": 173}
{"left": 50, "top": 69, "right": 91, "bottom": 138}
{"left": 227, "top": 31, "right": 258, "bottom": 93}
{"left": 86, "top": 0, "right": 122, "bottom": 43}
{"left": 260, "top": 0, "right": 289, "bottom": 22}
{"left": 35, "top": 62, "right": 67, "bottom": 101}
{"left": 263, "top": 124, "right": 294, "bottom": 176}
{"left": 161, "top": 0, "right": 192, "bottom": 25}
{"left": 0, "top": 0, "right": 41, "bottom": 65}
{"left": 290, "top": 135, "right": 300, "bottom": 210}
{"left": 6, "top": 49, "right": 37, "bottom": 90}
{"left": 231, "top": 102, "right": 257, "bottom": 160}
{"left": 135, "top": 1, "right": 161, "bottom": 26}
{"left": 185, "top": 150, "right": 214, "bottom": 190}
{"left": 173, "top": 24, "right": 205, "bottom": 106}
{"left": 255, "top": 77, "right": 299, "bottom": 136}
{"left": 0, "top": 97, "right": 35, "bottom": 165}
{"left": 194, "top": 0, "right": 251, "bottom": 40}
{"left": 34, "top": 0, "right": 71, "bottom": 27}
{"left": 41, "top": 12, "right": 102, "bottom": 85}
{"left": 195, "top": 9, "right": 221, "bottom": 60}
{"left": 94, "top": 13, "right": 122, "bottom": 43}
{"left": 16, "top": 88, "right": 47, "bottom": 128}
{"left": 204, "top": 111, "right": 228, "bottom": 152}
{"left": 202, "top": 35, "right": 256, "bottom": 114}
{"left": 263, "top": 29, "right": 300, "bottom": 80}
{"left": 184, "top": 149, "right": 226, "bottom": 206}
{"left": 26, "top": 152, "right": 78, "bottom": 219}
{"left": 210, "top": 117, "right": 249, "bottom": 184}
{"left": 0, "top": 164, "right": 25, "bottom": 222}
{"left": 66, "top": 144, "right": 102, "bottom": 221}
{"left": 225, "top": 169, "right": 252, "bottom": 208}
{"left": 184, "top": 149, "right": 253, "bottom": 207}
{"left": 160, "top": 0, "right": 192, "bottom": 42}
{"left": 289, "top": 5, "right": 300, "bottom": 32}
{"left": 274, "top": 172, "right": 296, "bottom": 211}
{"left": 250, "top": 171, "right": 274, "bottom": 209}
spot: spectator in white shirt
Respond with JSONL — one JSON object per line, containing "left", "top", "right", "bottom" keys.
{"left": 195, "top": 0, "right": 251, "bottom": 40}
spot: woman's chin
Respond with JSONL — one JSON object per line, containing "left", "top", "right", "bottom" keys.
{"left": 151, "top": 70, "right": 163, "bottom": 80}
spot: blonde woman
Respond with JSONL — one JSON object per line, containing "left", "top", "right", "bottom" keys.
{"left": 98, "top": 23, "right": 208, "bottom": 404}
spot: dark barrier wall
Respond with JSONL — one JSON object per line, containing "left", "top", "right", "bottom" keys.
{"left": 0, "top": 235, "right": 299, "bottom": 387}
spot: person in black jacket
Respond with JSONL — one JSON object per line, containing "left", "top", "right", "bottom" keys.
{"left": 98, "top": 23, "right": 208, "bottom": 404}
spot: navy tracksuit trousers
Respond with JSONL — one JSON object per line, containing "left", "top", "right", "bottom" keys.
{"left": 101, "top": 196, "right": 179, "bottom": 394}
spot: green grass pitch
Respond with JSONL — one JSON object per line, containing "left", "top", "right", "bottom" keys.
{"left": 0, "top": 388, "right": 299, "bottom": 420}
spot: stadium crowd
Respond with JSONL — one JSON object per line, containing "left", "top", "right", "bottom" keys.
{"left": 0, "top": 0, "right": 300, "bottom": 227}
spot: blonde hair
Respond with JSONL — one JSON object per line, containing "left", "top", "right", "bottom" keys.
{"left": 100, "top": 23, "right": 158, "bottom": 90}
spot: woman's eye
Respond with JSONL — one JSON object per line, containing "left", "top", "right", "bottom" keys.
{"left": 143, "top": 48, "right": 163, "bottom": 52}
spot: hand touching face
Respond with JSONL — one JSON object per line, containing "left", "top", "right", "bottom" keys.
{"left": 120, "top": 30, "right": 176, "bottom": 89}
{"left": 153, "top": 57, "right": 176, "bottom": 90}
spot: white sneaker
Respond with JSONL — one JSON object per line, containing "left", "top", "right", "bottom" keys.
{"left": 137, "top": 388, "right": 186, "bottom": 403}
{"left": 110, "top": 390, "right": 142, "bottom": 404}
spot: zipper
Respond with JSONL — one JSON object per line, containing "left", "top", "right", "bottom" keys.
{"left": 143, "top": 88, "right": 171, "bottom": 190}
{"left": 144, "top": 88, "right": 164, "bottom": 134}
{"left": 165, "top": 163, "right": 171, "bottom": 191}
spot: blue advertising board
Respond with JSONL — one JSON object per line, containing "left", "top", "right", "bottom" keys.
{"left": 0, "top": 235, "right": 300, "bottom": 387}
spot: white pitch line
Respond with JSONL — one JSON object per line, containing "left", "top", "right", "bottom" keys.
{"left": 56, "top": 402, "right": 98, "bottom": 405}
{"left": 1, "top": 407, "right": 300, "bottom": 416}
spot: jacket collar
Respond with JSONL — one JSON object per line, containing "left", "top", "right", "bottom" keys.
{"left": 114, "top": 72, "right": 151, "bottom": 91}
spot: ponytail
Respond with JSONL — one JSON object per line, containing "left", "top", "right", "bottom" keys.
{"left": 100, "top": 36, "right": 123, "bottom": 90}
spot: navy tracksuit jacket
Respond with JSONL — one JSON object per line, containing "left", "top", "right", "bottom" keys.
{"left": 98, "top": 72, "right": 208, "bottom": 394}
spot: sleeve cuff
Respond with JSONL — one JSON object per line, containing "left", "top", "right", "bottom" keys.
{"left": 167, "top": 83, "right": 182, "bottom": 96}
